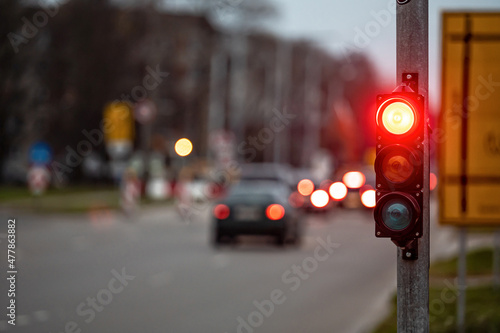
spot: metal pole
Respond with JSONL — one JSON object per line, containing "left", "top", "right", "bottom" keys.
{"left": 396, "top": 1, "right": 429, "bottom": 332}
{"left": 493, "top": 229, "right": 500, "bottom": 290}
{"left": 457, "top": 227, "right": 467, "bottom": 333}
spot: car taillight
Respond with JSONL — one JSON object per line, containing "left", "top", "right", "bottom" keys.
{"left": 329, "top": 182, "right": 348, "bottom": 201}
{"left": 361, "top": 189, "right": 376, "bottom": 208}
{"left": 342, "top": 171, "right": 366, "bottom": 189}
{"left": 214, "top": 204, "right": 230, "bottom": 219}
{"left": 311, "top": 190, "right": 329, "bottom": 208}
{"left": 266, "top": 204, "right": 285, "bottom": 220}
{"left": 297, "top": 179, "right": 314, "bottom": 196}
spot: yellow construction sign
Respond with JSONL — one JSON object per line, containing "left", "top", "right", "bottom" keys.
{"left": 440, "top": 12, "right": 500, "bottom": 226}
{"left": 103, "top": 101, "right": 135, "bottom": 143}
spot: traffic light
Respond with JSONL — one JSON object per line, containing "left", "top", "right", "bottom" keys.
{"left": 374, "top": 86, "right": 424, "bottom": 249}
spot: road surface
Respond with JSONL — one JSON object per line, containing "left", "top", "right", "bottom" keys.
{"left": 0, "top": 204, "right": 397, "bottom": 333}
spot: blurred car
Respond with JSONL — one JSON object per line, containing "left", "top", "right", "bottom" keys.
{"left": 239, "top": 163, "right": 295, "bottom": 190}
{"left": 289, "top": 168, "right": 332, "bottom": 213}
{"left": 332, "top": 167, "right": 376, "bottom": 210}
{"left": 212, "top": 181, "right": 301, "bottom": 246}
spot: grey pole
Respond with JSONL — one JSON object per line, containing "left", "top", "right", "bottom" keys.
{"left": 396, "top": 1, "right": 430, "bottom": 332}
{"left": 457, "top": 227, "right": 467, "bottom": 333}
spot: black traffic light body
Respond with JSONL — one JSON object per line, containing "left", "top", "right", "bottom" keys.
{"left": 374, "top": 90, "right": 424, "bottom": 248}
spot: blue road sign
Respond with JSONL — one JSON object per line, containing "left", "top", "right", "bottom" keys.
{"left": 30, "top": 141, "right": 52, "bottom": 165}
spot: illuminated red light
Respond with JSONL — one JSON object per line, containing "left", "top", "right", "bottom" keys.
{"left": 329, "top": 182, "right": 348, "bottom": 201}
{"left": 214, "top": 204, "right": 230, "bottom": 219}
{"left": 377, "top": 99, "right": 417, "bottom": 135}
{"left": 297, "top": 179, "right": 315, "bottom": 196}
{"left": 430, "top": 172, "right": 437, "bottom": 191}
{"left": 311, "top": 190, "right": 329, "bottom": 208}
{"left": 342, "top": 171, "right": 366, "bottom": 189}
{"left": 266, "top": 204, "right": 285, "bottom": 220}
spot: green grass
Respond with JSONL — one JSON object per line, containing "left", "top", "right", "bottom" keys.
{"left": 0, "top": 186, "right": 34, "bottom": 202}
{"left": 1, "top": 188, "right": 121, "bottom": 213}
{"left": 0, "top": 185, "right": 116, "bottom": 201}
{"left": 373, "top": 286, "right": 500, "bottom": 333}
{"left": 0, "top": 185, "right": 174, "bottom": 213}
{"left": 430, "top": 247, "right": 494, "bottom": 277}
{"left": 373, "top": 247, "right": 500, "bottom": 333}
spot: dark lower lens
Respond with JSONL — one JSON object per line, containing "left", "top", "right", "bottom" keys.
{"left": 381, "top": 199, "right": 412, "bottom": 231}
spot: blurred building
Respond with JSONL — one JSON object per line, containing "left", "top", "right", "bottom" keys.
{"left": 0, "top": 0, "right": 380, "bottom": 184}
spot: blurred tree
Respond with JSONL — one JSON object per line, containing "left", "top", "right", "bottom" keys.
{"left": 0, "top": 0, "right": 48, "bottom": 176}
{"left": 0, "top": 0, "right": 23, "bottom": 169}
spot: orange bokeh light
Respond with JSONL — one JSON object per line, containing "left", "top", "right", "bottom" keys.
{"left": 430, "top": 172, "right": 437, "bottom": 191}
{"left": 297, "top": 179, "right": 315, "bottom": 196}
{"left": 266, "top": 204, "right": 285, "bottom": 220}
{"left": 175, "top": 138, "right": 193, "bottom": 157}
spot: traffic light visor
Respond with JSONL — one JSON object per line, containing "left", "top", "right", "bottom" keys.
{"left": 378, "top": 100, "right": 416, "bottom": 135}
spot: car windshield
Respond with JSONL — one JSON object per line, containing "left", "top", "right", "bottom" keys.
{"left": 229, "top": 182, "right": 289, "bottom": 199}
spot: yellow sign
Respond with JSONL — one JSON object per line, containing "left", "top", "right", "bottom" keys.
{"left": 103, "top": 102, "right": 135, "bottom": 142}
{"left": 440, "top": 12, "right": 500, "bottom": 226}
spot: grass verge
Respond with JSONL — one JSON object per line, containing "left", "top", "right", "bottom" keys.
{"left": 0, "top": 185, "right": 173, "bottom": 213}
{"left": 373, "top": 247, "right": 500, "bottom": 333}
{"left": 373, "top": 285, "right": 500, "bottom": 333}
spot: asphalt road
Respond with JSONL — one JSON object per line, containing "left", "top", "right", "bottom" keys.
{"left": 0, "top": 204, "right": 397, "bottom": 333}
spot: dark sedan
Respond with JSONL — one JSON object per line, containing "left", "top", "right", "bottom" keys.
{"left": 212, "top": 181, "right": 301, "bottom": 246}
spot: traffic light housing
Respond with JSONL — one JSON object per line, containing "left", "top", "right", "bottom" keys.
{"left": 374, "top": 88, "right": 424, "bottom": 249}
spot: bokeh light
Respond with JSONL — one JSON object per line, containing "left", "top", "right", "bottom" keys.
{"left": 361, "top": 189, "right": 376, "bottom": 208}
{"left": 297, "top": 179, "right": 315, "bottom": 196}
{"left": 266, "top": 204, "right": 285, "bottom": 220}
{"left": 175, "top": 138, "right": 193, "bottom": 157}
{"left": 430, "top": 172, "right": 438, "bottom": 191}
{"left": 329, "top": 182, "right": 348, "bottom": 201}
{"left": 342, "top": 171, "right": 366, "bottom": 189}
{"left": 311, "top": 190, "right": 329, "bottom": 208}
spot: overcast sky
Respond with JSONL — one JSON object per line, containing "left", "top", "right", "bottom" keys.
{"left": 43, "top": 0, "right": 500, "bottom": 108}
{"left": 262, "top": 0, "right": 500, "bottom": 108}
